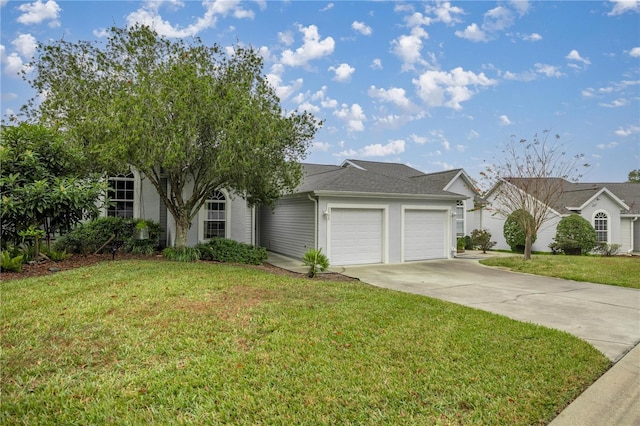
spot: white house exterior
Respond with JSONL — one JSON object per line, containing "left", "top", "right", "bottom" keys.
{"left": 482, "top": 179, "right": 639, "bottom": 253}
{"left": 258, "top": 160, "right": 479, "bottom": 266}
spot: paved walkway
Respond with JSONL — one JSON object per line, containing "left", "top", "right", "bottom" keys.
{"left": 266, "top": 251, "right": 640, "bottom": 425}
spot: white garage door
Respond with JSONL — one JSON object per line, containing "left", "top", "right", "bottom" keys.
{"left": 404, "top": 209, "right": 447, "bottom": 261}
{"left": 330, "top": 208, "right": 383, "bottom": 265}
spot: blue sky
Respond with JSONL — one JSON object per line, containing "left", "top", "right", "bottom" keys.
{"left": 1, "top": 1, "right": 639, "bottom": 183}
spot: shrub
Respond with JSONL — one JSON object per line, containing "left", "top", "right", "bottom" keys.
{"left": 195, "top": 238, "right": 267, "bottom": 265}
{"left": 553, "top": 214, "right": 597, "bottom": 255}
{"left": 464, "top": 235, "right": 473, "bottom": 250}
{"left": 162, "top": 246, "right": 201, "bottom": 262}
{"left": 1, "top": 250, "right": 23, "bottom": 272}
{"left": 471, "top": 229, "right": 496, "bottom": 253}
{"left": 504, "top": 209, "right": 537, "bottom": 253}
{"left": 42, "top": 247, "right": 72, "bottom": 262}
{"left": 55, "top": 217, "right": 161, "bottom": 255}
{"left": 593, "top": 242, "right": 621, "bottom": 257}
{"left": 302, "top": 248, "right": 330, "bottom": 278}
{"left": 456, "top": 237, "right": 466, "bottom": 251}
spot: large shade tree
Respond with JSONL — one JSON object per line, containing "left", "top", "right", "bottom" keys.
{"left": 482, "top": 131, "right": 588, "bottom": 260}
{"left": 23, "top": 25, "right": 322, "bottom": 248}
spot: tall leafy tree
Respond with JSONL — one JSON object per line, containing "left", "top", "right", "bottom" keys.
{"left": 628, "top": 169, "right": 640, "bottom": 183}
{"left": 23, "top": 25, "right": 322, "bottom": 248}
{"left": 482, "top": 131, "right": 588, "bottom": 260}
{"left": 0, "top": 123, "right": 106, "bottom": 252}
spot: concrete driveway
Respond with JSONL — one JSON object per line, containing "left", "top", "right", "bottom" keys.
{"left": 338, "top": 258, "right": 640, "bottom": 362}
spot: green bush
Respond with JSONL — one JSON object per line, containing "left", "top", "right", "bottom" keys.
{"left": 195, "top": 238, "right": 267, "bottom": 265}
{"left": 42, "top": 247, "right": 72, "bottom": 262}
{"left": 471, "top": 229, "right": 496, "bottom": 253}
{"left": 162, "top": 246, "right": 201, "bottom": 262}
{"left": 504, "top": 209, "right": 537, "bottom": 253}
{"left": 1, "top": 250, "right": 23, "bottom": 272}
{"left": 302, "top": 248, "right": 330, "bottom": 278}
{"left": 54, "top": 217, "right": 161, "bottom": 255}
{"left": 553, "top": 214, "right": 597, "bottom": 255}
{"left": 456, "top": 237, "right": 466, "bottom": 251}
{"left": 464, "top": 235, "right": 473, "bottom": 250}
{"left": 593, "top": 242, "right": 621, "bottom": 257}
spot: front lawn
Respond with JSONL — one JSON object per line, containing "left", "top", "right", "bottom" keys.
{"left": 2, "top": 260, "right": 609, "bottom": 425}
{"left": 480, "top": 255, "right": 640, "bottom": 289}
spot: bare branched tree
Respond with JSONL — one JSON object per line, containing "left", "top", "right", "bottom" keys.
{"left": 482, "top": 131, "right": 589, "bottom": 260}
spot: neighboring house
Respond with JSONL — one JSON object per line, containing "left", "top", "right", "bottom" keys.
{"left": 258, "top": 160, "right": 479, "bottom": 265}
{"left": 483, "top": 178, "right": 640, "bottom": 253}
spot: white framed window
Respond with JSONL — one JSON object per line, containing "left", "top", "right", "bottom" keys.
{"left": 455, "top": 200, "right": 465, "bottom": 236}
{"left": 593, "top": 211, "right": 609, "bottom": 243}
{"left": 203, "top": 190, "right": 226, "bottom": 239}
{"left": 107, "top": 174, "right": 135, "bottom": 218}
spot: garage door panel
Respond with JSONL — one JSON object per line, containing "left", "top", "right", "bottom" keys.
{"left": 331, "top": 208, "right": 383, "bottom": 265}
{"left": 404, "top": 210, "right": 446, "bottom": 261}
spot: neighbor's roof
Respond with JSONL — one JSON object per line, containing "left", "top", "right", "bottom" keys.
{"left": 294, "top": 160, "right": 468, "bottom": 198}
{"left": 504, "top": 178, "right": 639, "bottom": 214}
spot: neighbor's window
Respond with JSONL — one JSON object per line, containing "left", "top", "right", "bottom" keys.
{"left": 456, "top": 200, "right": 465, "bottom": 236}
{"left": 204, "top": 190, "right": 226, "bottom": 239}
{"left": 107, "top": 174, "right": 135, "bottom": 218}
{"left": 594, "top": 211, "right": 608, "bottom": 243}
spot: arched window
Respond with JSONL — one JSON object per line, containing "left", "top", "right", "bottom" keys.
{"left": 594, "top": 211, "right": 608, "bottom": 243}
{"left": 204, "top": 190, "right": 226, "bottom": 239}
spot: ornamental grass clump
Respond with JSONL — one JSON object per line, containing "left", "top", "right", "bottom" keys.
{"left": 302, "top": 248, "right": 329, "bottom": 278}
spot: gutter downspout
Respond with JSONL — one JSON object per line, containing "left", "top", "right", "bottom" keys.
{"left": 631, "top": 216, "right": 638, "bottom": 254}
{"left": 307, "top": 194, "right": 318, "bottom": 249}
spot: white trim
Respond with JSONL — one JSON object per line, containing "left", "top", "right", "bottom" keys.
{"left": 312, "top": 190, "right": 462, "bottom": 201}
{"left": 592, "top": 209, "right": 610, "bottom": 244}
{"left": 198, "top": 188, "right": 231, "bottom": 242}
{"left": 326, "top": 203, "right": 388, "bottom": 264}
{"left": 400, "top": 206, "right": 452, "bottom": 262}
{"left": 339, "top": 159, "right": 366, "bottom": 170}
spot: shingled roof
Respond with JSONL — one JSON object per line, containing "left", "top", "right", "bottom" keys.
{"left": 294, "top": 160, "right": 469, "bottom": 199}
{"left": 504, "top": 178, "right": 639, "bottom": 215}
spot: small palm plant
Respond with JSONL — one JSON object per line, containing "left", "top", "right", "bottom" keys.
{"left": 302, "top": 248, "right": 330, "bottom": 278}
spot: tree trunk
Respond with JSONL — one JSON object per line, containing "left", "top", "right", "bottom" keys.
{"left": 174, "top": 214, "right": 191, "bottom": 249}
{"left": 524, "top": 232, "right": 532, "bottom": 260}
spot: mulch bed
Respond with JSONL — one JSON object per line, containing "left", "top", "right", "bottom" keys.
{"left": 0, "top": 253, "right": 357, "bottom": 283}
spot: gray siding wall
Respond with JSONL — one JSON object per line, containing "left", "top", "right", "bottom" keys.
{"left": 259, "top": 196, "right": 316, "bottom": 259}
{"left": 634, "top": 219, "right": 640, "bottom": 253}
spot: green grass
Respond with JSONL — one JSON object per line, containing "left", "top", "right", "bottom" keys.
{"left": 480, "top": 255, "right": 640, "bottom": 289}
{"left": 2, "top": 260, "right": 609, "bottom": 425}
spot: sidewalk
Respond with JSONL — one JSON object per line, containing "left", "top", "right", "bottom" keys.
{"left": 549, "top": 343, "right": 640, "bottom": 426}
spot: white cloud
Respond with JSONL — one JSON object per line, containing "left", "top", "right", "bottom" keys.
{"left": 368, "top": 85, "right": 412, "bottom": 109}
{"left": 352, "top": 21, "right": 372, "bottom": 36}
{"left": 126, "top": 0, "right": 254, "bottom": 38}
{"left": 265, "top": 68, "right": 303, "bottom": 101}
{"left": 391, "top": 26, "right": 429, "bottom": 71}
{"left": 615, "top": 125, "right": 640, "bottom": 136}
{"left": 597, "top": 141, "right": 618, "bottom": 149}
{"left": 608, "top": 0, "right": 640, "bottom": 16}
{"left": 522, "top": 32, "right": 542, "bottom": 41}
{"left": 534, "top": 63, "right": 565, "bottom": 78}
{"left": 278, "top": 31, "right": 294, "bottom": 46}
{"left": 599, "top": 98, "right": 628, "bottom": 108}
{"left": 298, "top": 101, "right": 320, "bottom": 114}
{"left": 499, "top": 115, "right": 512, "bottom": 125}
{"left": 483, "top": 6, "right": 514, "bottom": 32}
{"left": 467, "top": 130, "right": 480, "bottom": 140}
{"left": 455, "top": 23, "right": 487, "bottom": 42}
{"left": 409, "top": 133, "right": 428, "bottom": 144}
{"left": 311, "top": 86, "right": 338, "bottom": 109}
{"left": 413, "top": 67, "right": 497, "bottom": 110}
{"left": 329, "top": 63, "right": 355, "bottom": 82}
{"left": 312, "top": 141, "right": 332, "bottom": 152}
{"left": 432, "top": 160, "right": 455, "bottom": 170}
{"left": 17, "top": 0, "right": 61, "bottom": 27}
{"left": 503, "top": 69, "right": 537, "bottom": 81}
{"left": 566, "top": 49, "right": 591, "bottom": 65}
{"left": 370, "top": 58, "right": 382, "bottom": 70}
{"left": 281, "top": 24, "right": 335, "bottom": 67}
{"left": 11, "top": 34, "right": 37, "bottom": 58}
{"left": 337, "top": 140, "right": 406, "bottom": 158}
{"left": 333, "top": 103, "right": 366, "bottom": 132}
{"left": 629, "top": 47, "right": 640, "bottom": 57}
{"left": 93, "top": 28, "right": 110, "bottom": 38}
{"left": 424, "top": 1, "right": 464, "bottom": 26}
{"left": 320, "top": 3, "right": 334, "bottom": 12}
{"left": 509, "top": 0, "right": 531, "bottom": 16}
